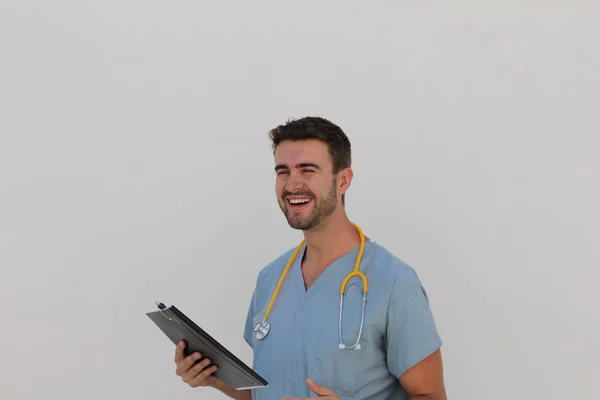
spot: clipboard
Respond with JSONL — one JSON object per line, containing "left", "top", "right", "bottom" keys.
{"left": 146, "top": 301, "right": 268, "bottom": 390}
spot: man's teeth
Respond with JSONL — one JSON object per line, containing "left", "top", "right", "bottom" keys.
{"left": 289, "top": 199, "right": 310, "bottom": 204}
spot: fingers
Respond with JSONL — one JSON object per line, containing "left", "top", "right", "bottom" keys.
{"left": 182, "top": 356, "right": 211, "bottom": 380}
{"left": 176, "top": 351, "right": 203, "bottom": 376}
{"left": 304, "top": 378, "right": 338, "bottom": 397}
{"left": 187, "top": 362, "right": 219, "bottom": 387}
{"left": 174, "top": 340, "right": 186, "bottom": 364}
{"left": 285, "top": 378, "right": 338, "bottom": 399}
{"left": 284, "top": 397, "right": 337, "bottom": 400}
{"left": 174, "top": 341, "right": 219, "bottom": 387}
{"left": 175, "top": 355, "right": 218, "bottom": 386}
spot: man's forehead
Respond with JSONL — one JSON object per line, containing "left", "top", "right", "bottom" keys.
{"left": 274, "top": 139, "right": 329, "bottom": 164}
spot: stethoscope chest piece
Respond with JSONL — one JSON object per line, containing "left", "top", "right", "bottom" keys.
{"left": 254, "top": 320, "right": 271, "bottom": 340}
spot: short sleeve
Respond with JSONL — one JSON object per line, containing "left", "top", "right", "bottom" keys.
{"left": 386, "top": 278, "right": 443, "bottom": 378}
{"left": 243, "top": 288, "right": 256, "bottom": 348}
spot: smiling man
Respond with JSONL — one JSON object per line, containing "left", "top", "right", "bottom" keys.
{"left": 174, "top": 117, "right": 447, "bottom": 399}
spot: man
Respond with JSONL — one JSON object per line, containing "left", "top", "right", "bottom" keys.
{"left": 174, "top": 117, "right": 447, "bottom": 399}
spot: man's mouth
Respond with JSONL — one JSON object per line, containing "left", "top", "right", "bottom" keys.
{"left": 286, "top": 196, "right": 312, "bottom": 210}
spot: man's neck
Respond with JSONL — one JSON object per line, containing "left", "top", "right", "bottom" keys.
{"left": 301, "top": 216, "right": 362, "bottom": 271}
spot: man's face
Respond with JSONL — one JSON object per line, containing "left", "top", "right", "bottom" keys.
{"left": 274, "top": 139, "right": 341, "bottom": 230}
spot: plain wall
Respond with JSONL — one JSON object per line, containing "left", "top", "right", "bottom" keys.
{"left": 1, "top": 1, "right": 598, "bottom": 399}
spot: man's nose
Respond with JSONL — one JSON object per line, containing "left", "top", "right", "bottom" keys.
{"left": 285, "top": 171, "right": 304, "bottom": 192}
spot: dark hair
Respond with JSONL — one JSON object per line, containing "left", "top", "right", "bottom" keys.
{"left": 268, "top": 116, "right": 352, "bottom": 173}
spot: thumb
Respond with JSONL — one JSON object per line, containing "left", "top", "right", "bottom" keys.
{"left": 306, "top": 378, "right": 335, "bottom": 396}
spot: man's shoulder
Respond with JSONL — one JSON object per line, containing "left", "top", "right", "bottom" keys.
{"left": 366, "top": 240, "right": 425, "bottom": 293}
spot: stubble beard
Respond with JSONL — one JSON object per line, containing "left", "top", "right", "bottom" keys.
{"left": 280, "top": 180, "right": 338, "bottom": 231}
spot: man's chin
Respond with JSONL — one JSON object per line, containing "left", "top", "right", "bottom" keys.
{"left": 286, "top": 217, "right": 316, "bottom": 231}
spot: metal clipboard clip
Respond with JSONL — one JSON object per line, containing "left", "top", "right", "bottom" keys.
{"left": 155, "top": 301, "right": 173, "bottom": 321}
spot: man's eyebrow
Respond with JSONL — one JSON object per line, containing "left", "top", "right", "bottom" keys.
{"left": 274, "top": 162, "right": 321, "bottom": 171}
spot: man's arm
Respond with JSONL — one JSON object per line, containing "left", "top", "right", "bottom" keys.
{"left": 383, "top": 270, "right": 446, "bottom": 400}
{"left": 399, "top": 348, "right": 447, "bottom": 400}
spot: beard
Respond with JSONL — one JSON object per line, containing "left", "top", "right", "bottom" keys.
{"left": 279, "top": 179, "right": 338, "bottom": 230}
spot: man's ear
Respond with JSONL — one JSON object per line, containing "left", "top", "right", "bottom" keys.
{"left": 338, "top": 167, "right": 353, "bottom": 195}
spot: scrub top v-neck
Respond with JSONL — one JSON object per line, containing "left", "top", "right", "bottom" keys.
{"left": 243, "top": 240, "right": 443, "bottom": 400}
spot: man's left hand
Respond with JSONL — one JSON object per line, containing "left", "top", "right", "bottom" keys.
{"left": 283, "top": 378, "right": 341, "bottom": 399}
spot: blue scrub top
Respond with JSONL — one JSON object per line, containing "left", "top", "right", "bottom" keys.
{"left": 243, "top": 240, "right": 442, "bottom": 400}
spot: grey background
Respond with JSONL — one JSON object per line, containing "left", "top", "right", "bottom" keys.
{"left": 1, "top": 1, "right": 598, "bottom": 399}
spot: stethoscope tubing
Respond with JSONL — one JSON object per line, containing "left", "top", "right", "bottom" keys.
{"left": 253, "top": 223, "right": 368, "bottom": 350}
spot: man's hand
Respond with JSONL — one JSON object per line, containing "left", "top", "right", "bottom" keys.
{"left": 174, "top": 340, "right": 219, "bottom": 388}
{"left": 283, "top": 378, "right": 341, "bottom": 399}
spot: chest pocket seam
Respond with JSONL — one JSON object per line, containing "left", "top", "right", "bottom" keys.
{"left": 309, "top": 333, "right": 366, "bottom": 396}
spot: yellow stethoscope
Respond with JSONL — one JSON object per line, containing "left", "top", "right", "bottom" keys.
{"left": 253, "top": 222, "right": 368, "bottom": 350}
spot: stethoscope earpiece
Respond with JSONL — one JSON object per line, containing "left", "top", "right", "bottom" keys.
{"left": 338, "top": 343, "right": 362, "bottom": 350}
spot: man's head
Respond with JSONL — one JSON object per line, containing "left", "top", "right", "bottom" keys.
{"left": 268, "top": 116, "right": 353, "bottom": 231}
